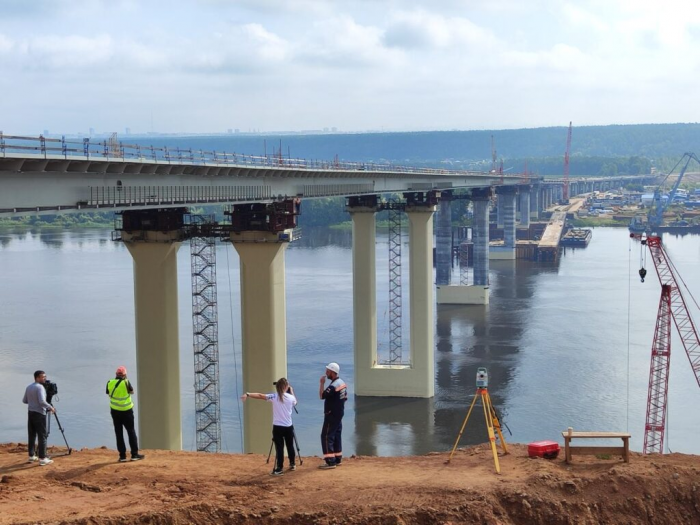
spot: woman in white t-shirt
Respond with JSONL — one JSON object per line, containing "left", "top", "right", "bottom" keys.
{"left": 241, "top": 378, "right": 297, "bottom": 476}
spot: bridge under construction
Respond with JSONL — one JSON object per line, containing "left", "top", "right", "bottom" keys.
{"left": 0, "top": 133, "right": 653, "bottom": 454}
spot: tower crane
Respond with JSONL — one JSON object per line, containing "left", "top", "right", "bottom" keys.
{"left": 563, "top": 122, "right": 572, "bottom": 203}
{"left": 648, "top": 152, "right": 699, "bottom": 232}
{"left": 631, "top": 233, "right": 700, "bottom": 453}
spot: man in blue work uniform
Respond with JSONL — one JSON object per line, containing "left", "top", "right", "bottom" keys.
{"left": 106, "top": 366, "right": 145, "bottom": 463}
{"left": 319, "top": 362, "right": 347, "bottom": 469}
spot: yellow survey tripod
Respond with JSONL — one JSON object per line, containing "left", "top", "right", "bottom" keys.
{"left": 447, "top": 368, "right": 508, "bottom": 473}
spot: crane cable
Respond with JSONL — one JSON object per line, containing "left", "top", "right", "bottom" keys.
{"left": 626, "top": 235, "right": 632, "bottom": 432}
{"left": 226, "top": 242, "right": 244, "bottom": 453}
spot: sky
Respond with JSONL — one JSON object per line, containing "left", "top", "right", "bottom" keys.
{"left": 1, "top": 0, "right": 700, "bottom": 135}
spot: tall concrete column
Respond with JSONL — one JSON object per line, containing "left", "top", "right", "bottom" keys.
{"left": 436, "top": 194, "right": 452, "bottom": 286}
{"left": 519, "top": 185, "right": 531, "bottom": 227}
{"left": 492, "top": 186, "right": 516, "bottom": 259}
{"left": 503, "top": 190, "right": 517, "bottom": 250}
{"left": 472, "top": 188, "right": 491, "bottom": 287}
{"left": 232, "top": 233, "right": 290, "bottom": 453}
{"left": 122, "top": 209, "right": 185, "bottom": 451}
{"left": 496, "top": 194, "right": 504, "bottom": 228}
{"left": 405, "top": 203, "right": 435, "bottom": 398}
{"left": 348, "top": 199, "right": 378, "bottom": 396}
{"left": 530, "top": 184, "right": 540, "bottom": 220}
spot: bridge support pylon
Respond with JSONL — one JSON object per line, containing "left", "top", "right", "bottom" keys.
{"left": 530, "top": 183, "right": 540, "bottom": 220}
{"left": 120, "top": 208, "right": 186, "bottom": 451}
{"left": 228, "top": 200, "right": 299, "bottom": 454}
{"left": 490, "top": 186, "right": 517, "bottom": 260}
{"left": 349, "top": 193, "right": 436, "bottom": 397}
{"left": 518, "top": 185, "right": 531, "bottom": 227}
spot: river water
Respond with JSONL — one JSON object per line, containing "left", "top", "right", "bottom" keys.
{"left": 1, "top": 227, "right": 699, "bottom": 457}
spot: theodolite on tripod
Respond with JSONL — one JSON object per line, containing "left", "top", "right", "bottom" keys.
{"left": 446, "top": 367, "right": 508, "bottom": 473}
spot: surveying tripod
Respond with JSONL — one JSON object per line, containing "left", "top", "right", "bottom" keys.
{"left": 447, "top": 387, "right": 508, "bottom": 473}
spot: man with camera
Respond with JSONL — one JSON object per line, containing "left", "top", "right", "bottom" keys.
{"left": 106, "top": 366, "right": 145, "bottom": 463}
{"left": 22, "top": 370, "right": 55, "bottom": 466}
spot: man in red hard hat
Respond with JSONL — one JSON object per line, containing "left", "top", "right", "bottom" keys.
{"left": 106, "top": 366, "right": 145, "bottom": 463}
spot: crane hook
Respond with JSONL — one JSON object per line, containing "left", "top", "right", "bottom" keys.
{"left": 639, "top": 267, "right": 647, "bottom": 283}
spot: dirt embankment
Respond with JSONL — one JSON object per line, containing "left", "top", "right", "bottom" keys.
{"left": 1, "top": 443, "right": 699, "bottom": 524}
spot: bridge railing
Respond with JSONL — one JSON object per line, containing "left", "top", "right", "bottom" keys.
{"left": 0, "top": 133, "right": 495, "bottom": 178}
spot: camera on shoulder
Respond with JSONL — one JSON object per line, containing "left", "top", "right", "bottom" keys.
{"left": 43, "top": 379, "right": 58, "bottom": 403}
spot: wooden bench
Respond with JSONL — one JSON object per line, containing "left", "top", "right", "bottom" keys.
{"left": 561, "top": 429, "right": 631, "bottom": 463}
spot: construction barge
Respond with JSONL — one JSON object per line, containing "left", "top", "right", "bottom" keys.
{"left": 560, "top": 228, "right": 592, "bottom": 247}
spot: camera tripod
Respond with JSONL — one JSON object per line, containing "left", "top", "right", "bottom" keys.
{"left": 446, "top": 387, "right": 508, "bottom": 473}
{"left": 46, "top": 405, "right": 72, "bottom": 455}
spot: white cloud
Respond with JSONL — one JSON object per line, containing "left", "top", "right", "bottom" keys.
{"left": 384, "top": 10, "right": 497, "bottom": 51}
{"left": 1, "top": 0, "right": 700, "bottom": 133}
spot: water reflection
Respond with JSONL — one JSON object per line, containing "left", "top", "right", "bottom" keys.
{"left": 354, "top": 397, "right": 435, "bottom": 456}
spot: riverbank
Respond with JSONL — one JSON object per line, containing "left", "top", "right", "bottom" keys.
{"left": 1, "top": 443, "right": 698, "bottom": 524}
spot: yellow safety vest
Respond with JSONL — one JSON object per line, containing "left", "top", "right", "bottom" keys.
{"left": 107, "top": 379, "right": 134, "bottom": 411}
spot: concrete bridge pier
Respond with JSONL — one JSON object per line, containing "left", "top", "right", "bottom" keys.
{"left": 530, "top": 184, "right": 540, "bottom": 220}
{"left": 496, "top": 193, "right": 504, "bottom": 229}
{"left": 350, "top": 192, "right": 436, "bottom": 397}
{"left": 491, "top": 186, "right": 516, "bottom": 260}
{"left": 435, "top": 192, "right": 452, "bottom": 286}
{"left": 229, "top": 201, "right": 299, "bottom": 453}
{"left": 467, "top": 187, "right": 491, "bottom": 304}
{"left": 519, "top": 185, "right": 531, "bottom": 227}
{"left": 121, "top": 208, "right": 185, "bottom": 451}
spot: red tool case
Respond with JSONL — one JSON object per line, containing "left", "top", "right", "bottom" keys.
{"left": 528, "top": 440, "right": 560, "bottom": 459}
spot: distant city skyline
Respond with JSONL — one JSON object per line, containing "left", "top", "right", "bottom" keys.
{"left": 1, "top": 0, "right": 699, "bottom": 135}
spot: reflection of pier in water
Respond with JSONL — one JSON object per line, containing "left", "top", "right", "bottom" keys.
{"left": 355, "top": 258, "right": 558, "bottom": 455}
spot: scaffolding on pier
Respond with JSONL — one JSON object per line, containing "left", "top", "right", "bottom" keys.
{"left": 386, "top": 199, "right": 403, "bottom": 365}
{"left": 188, "top": 214, "right": 222, "bottom": 453}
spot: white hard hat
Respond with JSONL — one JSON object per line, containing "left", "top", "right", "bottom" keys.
{"left": 326, "top": 362, "right": 340, "bottom": 374}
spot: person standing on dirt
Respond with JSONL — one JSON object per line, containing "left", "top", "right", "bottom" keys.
{"left": 242, "top": 378, "right": 297, "bottom": 476}
{"left": 106, "top": 366, "right": 145, "bottom": 463}
{"left": 319, "top": 362, "right": 347, "bottom": 469}
{"left": 22, "top": 370, "right": 55, "bottom": 466}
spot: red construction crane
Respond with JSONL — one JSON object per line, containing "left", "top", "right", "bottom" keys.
{"left": 563, "top": 121, "right": 572, "bottom": 202}
{"left": 632, "top": 233, "right": 700, "bottom": 453}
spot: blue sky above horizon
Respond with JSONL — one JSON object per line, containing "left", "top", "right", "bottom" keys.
{"left": 1, "top": 0, "right": 699, "bottom": 135}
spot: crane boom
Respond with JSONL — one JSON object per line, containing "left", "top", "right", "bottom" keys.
{"left": 633, "top": 233, "right": 700, "bottom": 453}
{"left": 644, "top": 235, "right": 700, "bottom": 387}
{"left": 649, "top": 152, "right": 699, "bottom": 231}
{"left": 643, "top": 284, "right": 672, "bottom": 454}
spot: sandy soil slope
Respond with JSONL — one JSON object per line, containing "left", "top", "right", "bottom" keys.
{"left": 1, "top": 443, "right": 699, "bottom": 524}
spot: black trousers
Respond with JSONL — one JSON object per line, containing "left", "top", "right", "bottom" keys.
{"left": 111, "top": 408, "right": 139, "bottom": 458}
{"left": 321, "top": 412, "right": 343, "bottom": 464}
{"left": 272, "top": 425, "right": 295, "bottom": 472}
{"left": 28, "top": 410, "right": 48, "bottom": 459}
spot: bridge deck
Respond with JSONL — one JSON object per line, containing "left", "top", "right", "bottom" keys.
{"left": 538, "top": 211, "right": 567, "bottom": 248}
